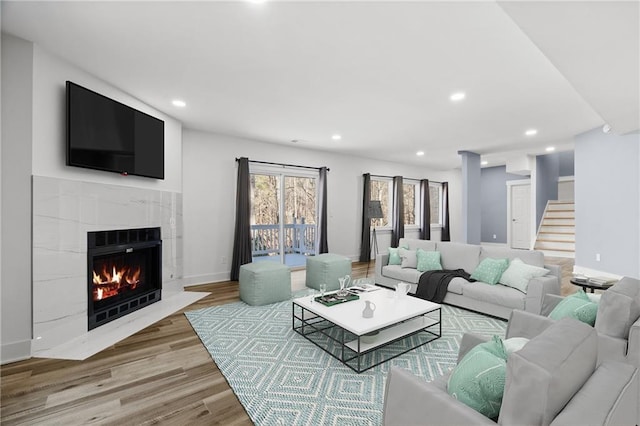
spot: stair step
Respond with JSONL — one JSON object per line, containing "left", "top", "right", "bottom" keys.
{"left": 548, "top": 204, "right": 575, "bottom": 210}
{"left": 545, "top": 213, "right": 575, "bottom": 219}
{"left": 549, "top": 200, "right": 575, "bottom": 205}
{"left": 535, "top": 241, "right": 575, "bottom": 250}
{"left": 537, "top": 232, "right": 576, "bottom": 243}
{"left": 536, "top": 247, "right": 575, "bottom": 252}
{"left": 540, "top": 249, "right": 575, "bottom": 259}
{"left": 539, "top": 226, "right": 576, "bottom": 233}
{"left": 542, "top": 218, "right": 575, "bottom": 226}
{"left": 536, "top": 238, "right": 575, "bottom": 243}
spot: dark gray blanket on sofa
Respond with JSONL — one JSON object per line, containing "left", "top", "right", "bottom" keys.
{"left": 415, "top": 269, "right": 475, "bottom": 303}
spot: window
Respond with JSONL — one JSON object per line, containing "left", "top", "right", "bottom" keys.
{"left": 249, "top": 166, "right": 318, "bottom": 267}
{"left": 429, "top": 183, "right": 442, "bottom": 226}
{"left": 370, "top": 178, "right": 390, "bottom": 227}
{"left": 403, "top": 181, "right": 419, "bottom": 226}
{"left": 369, "top": 177, "right": 443, "bottom": 229}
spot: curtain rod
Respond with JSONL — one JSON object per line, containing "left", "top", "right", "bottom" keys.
{"left": 369, "top": 174, "right": 442, "bottom": 184}
{"left": 236, "top": 158, "right": 329, "bottom": 172}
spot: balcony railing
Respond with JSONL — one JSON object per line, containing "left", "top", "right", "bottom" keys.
{"left": 251, "top": 222, "right": 317, "bottom": 258}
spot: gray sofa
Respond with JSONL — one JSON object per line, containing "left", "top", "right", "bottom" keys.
{"left": 507, "top": 276, "right": 640, "bottom": 424}
{"left": 383, "top": 318, "right": 639, "bottom": 426}
{"left": 375, "top": 238, "right": 561, "bottom": 319}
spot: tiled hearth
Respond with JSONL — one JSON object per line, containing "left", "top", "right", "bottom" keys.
{"left": 31, "top": 176, "right": 204, "bottom": 359}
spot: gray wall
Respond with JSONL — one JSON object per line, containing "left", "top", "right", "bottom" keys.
{"left": 1, "top": 35, "right": 34, "bottom": 362}
{"left": 558, "top": 151, "right": 575, "bottom": 177}
{"left": 575, "top": 127, "right": 640, "bottom": 278}
{"left": 480, "top": 166, "right": 527, "bottom": 243}
{"left": 460, "top": 151, "right": 481, "bottom": 244}
{"left": 535, "top": 154, "right": 560, "bottom": 227}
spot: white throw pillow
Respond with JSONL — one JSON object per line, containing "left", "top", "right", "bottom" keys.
{"left": 587, "top": 293, "right": 602, "bottom": 304}
{"left": 499, "top": 258, "right": 549, "bottom": 293}
{"left": 399, "top": 248, "right": 417, "bottom": 269}
{"left": 502, "top": 337, "right": 530, "bottom": 355}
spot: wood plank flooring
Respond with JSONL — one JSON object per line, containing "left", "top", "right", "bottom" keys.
{"left": 1, "top": 258, "right": 574, "bottom": 425}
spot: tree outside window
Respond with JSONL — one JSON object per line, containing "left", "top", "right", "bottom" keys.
{"left": 370, "top": 179, "right": 390, "bottom": 227}
{"left": 403, "top": 182, "right": 417, "bottom": 226}
{"left": 429, "top": 184, "right": 442, "bottom": 226}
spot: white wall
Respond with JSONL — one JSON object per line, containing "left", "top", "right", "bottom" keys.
{"left": 1, "top": 34, "right": 184, "bottom": 363}
{"left": 1, "top": 34, "right": 34, "bottom": 363}
{"left": 31, "top": 43, "right": 182, "bottom": 192}
{"left": 575, "top": 127, "right": 640, "bottom": 278}
{"left": 182, "top": 129, "right": 460, "bottom": 285}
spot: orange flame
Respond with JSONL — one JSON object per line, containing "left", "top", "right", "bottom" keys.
{"left": 92, "top": 263, "right": 143, "bottom": 301}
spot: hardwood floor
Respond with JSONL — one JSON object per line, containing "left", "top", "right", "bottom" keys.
{"left": 1, "top": 258, "right": 574, "bottom": 425}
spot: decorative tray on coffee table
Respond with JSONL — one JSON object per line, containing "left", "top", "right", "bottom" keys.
{"left": 315, "top": 293, "right": 359, "bottom": 307}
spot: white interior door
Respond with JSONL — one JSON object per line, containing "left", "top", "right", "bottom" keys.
{"left": 510, "top": 184, "right": 531, "bottom": 249}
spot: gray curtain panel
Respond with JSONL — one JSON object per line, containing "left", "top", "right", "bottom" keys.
{"left": 359, "top": 173, "right": 372, "bottom": 262}
{"left": 441, "top": 181, "right": 451, "bottom": 242}
{"left": 318, "top": 166, "right": 329, "bottom": 254}
{"left": 391, "top": 176, "right": 404, "bottom": 247}
{"left": 230, "top": 157, "right": 253, "bottom": 280}
{"left": 420, "top": 179, "right": 431, "bottom": 240}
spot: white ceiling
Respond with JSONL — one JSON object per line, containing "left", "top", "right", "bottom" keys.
{"left": 2, "top": 1, "right": 638, "bottom": 170}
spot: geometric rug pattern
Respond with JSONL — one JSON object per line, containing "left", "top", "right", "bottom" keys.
{"left": 185, "top": 298, "right": 506, "bottom": 426}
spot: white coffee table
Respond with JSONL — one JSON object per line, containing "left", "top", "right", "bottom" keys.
{"left": 292, "top": 287, "right": 441, "bottom": 373}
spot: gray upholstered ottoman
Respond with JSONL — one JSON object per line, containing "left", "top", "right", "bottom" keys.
{"left": 305, "top": 253, "right": 352, "bottom": 291}
{"left": 239, "top": 262, "right": 291, "bottom": 306}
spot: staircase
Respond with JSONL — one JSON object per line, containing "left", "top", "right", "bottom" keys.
{"left": 534, "top": 200, "right": 575, "bottom": 258}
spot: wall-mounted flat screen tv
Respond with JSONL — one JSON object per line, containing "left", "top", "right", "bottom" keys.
{"left": 66, "top": 81, "right": 165, "bottom": 179}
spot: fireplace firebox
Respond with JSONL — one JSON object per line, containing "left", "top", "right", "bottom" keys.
{"left": 88, "top": 227, "right": 162, "bottom": 330}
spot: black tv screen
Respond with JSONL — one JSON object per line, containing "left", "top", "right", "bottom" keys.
{"left": 66, "top": 81, "right": 165, "bottom": 179}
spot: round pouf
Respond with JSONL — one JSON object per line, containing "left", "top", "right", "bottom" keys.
{"left": 305, "top": 253, "right": 352, "bottom": 291}
{"left": 239, "top": 262, "right": 291, "bottom": 306}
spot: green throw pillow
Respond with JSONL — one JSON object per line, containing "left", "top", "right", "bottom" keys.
{"left": 470, "top": 258, "right": 509, "bottom": 285}
{"left": 499, "top": 258, "right": 549, "bottom": 293}
{"left": 387, "top": 244, "right": 409, "bottom": 266}
{"left": 447, "top": 336, "right": 508, "bottom": 419}
{"left": 416, "top": 249, "right": 443, "bottom": 272}
{"left": 388, "top": 247, "right": 401, "bottom": 265}
{"left": 548, "top": 289, "right": 598, "bottom": 326}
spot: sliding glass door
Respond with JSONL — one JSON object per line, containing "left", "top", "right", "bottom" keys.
{"left": 250, "top": 169, "right": 317, "bottom": 267}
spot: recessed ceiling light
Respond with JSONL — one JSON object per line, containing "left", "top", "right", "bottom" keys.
{"left": 481, "top": 161, "right": 488, "bottom": 166}
{"left": 450, "top": 92, "right": 466, "bottom": 102}
{"left": 332, "top": 134, "right": 342, "bottom": 141}
{"left": 525, "top": 129, "right": 538, "bottom": 136}
{"left": 546, "top": 146, "right": 555, "bottom": 152}
{"left": 416, "top": 151, "right": 425, "bottom": 156}
{"left": 172, "top": 99, "right": 186, "bottom": 107}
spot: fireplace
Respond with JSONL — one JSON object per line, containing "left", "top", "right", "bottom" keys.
{"left": 88, "top": 227, "right": 162, "bottom": 330}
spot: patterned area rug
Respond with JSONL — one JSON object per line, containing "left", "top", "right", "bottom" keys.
{"left": 185, "top": 297, "right": 506, "bottom": 426}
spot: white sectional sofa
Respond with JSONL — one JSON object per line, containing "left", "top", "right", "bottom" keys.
{"left": 375, "top": 238, "right": 561, "bottom": 319}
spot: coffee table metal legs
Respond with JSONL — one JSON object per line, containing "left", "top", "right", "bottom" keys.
{"left": 292, "top": 303, "right": 441, "bottom": 373}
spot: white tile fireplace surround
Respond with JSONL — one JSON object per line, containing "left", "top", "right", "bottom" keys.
{"left": 31, "top": 176, "right": 202, "bottom": 359}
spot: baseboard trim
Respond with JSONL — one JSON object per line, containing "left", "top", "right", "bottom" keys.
{"left": 480, "top": 242, "right": 508, "bottom": 247}
{"left": 1, "top": 339, "right": 32, "bottom": 365}
{"left": 182, "top": 272, "right": 230, "bottom": 287}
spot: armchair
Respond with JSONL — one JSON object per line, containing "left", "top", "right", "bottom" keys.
{"left": 505, "top": 276, "right": 640, "bottom": 424}
{"left": 383, "top": 318, "right": 638, "bottom": 426}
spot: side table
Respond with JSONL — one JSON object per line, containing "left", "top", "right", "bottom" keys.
{"left": 570, "top": 278, "right": 614, "bottom": 293}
